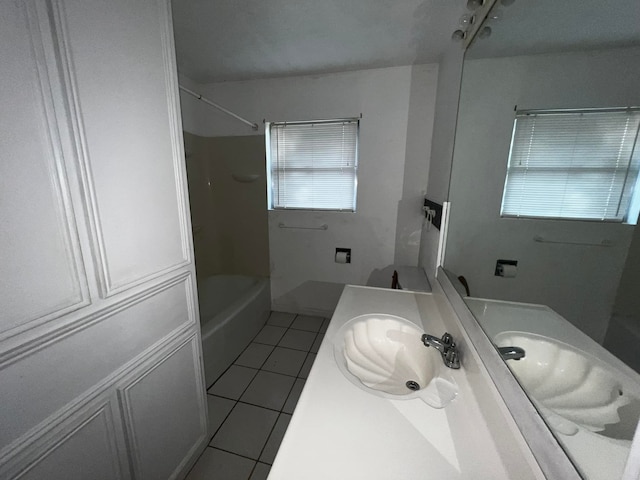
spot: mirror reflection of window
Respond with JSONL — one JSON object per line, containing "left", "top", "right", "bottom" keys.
{"left": 502, "top": 109, "right": 640, "bottom": 224}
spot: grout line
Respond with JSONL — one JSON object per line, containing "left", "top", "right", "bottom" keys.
{"left": 235, "top": 343, "right": 275, "bottom": 371}
{"left": 208, "top": 391, "right": 243, "bottom": 402}
{"left": 231, "top": 399, "right": 290, "bottom": 414}
{"left": 259, "top": 368, "right": 302, "bottom": 379}
{"left": 206, "top": 317, "right": 271, "bottom": 389}
{"left": 207, "top": 397, "right": 238, "bottom": 443}
{"left": 253, "top": 339, "right": 313, "bottom": 352}
{"left": 256, "top": 412, "right": 283, "bottom": 465}
{"left": 251, "top": 339, "right": 285, "bottom": 347}
{"left": 252, "top": 343, "right": 311, "bottom": 355}
{"left": 207, "top": 365, "right": 259, "bottom": 397}
{"left": 288, "top": 325, "right": 324, "bottom": 333}
{"left": 207, "top": 445, "right": 262, "bottom": 464}
{"left": 247, "top": 458, "right": 259, "bottom": 480}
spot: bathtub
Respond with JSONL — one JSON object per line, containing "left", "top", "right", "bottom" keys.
{"left": 197, "top": 275, "right": 270, "bottom": 387}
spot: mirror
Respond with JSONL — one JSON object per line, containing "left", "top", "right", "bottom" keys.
{"left": 444, "top": 0, "right": 640, "bottom": 478}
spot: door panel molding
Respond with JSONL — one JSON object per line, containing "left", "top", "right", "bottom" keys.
{"left": 49, "top": 0, "right": 193, "bottom": 299}
{"left": 0, "top": 312, "right": 199, "bottom": 467}
{"left": 0, "top": 271, "right": 195, "bottom": 370}
{"left": 0, "top": 396, "right": 127, "bottom": 480}
{"left": 118, "top": 334, "right": 207, "bottom": 480}
{"left": 0, "top": 1, "right": 91, "bottom": 342}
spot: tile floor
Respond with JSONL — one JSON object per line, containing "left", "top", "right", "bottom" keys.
{"left": 185, "top": 311, "right": 330, "bottom": 480}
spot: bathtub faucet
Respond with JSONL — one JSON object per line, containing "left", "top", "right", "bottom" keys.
{"left": 422, "top": 332, "right": 460, "bottom": 369}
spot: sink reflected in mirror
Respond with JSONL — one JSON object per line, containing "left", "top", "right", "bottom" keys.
{"left": 495, "top": 331, "right": 640, "bottom": 440}
{"left": 458, "top": 293, "right": 640, "bottom": 479}
{"left": 332, "top": 314, "right": 457, "bottom": 408}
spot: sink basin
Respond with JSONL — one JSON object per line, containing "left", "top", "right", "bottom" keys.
{"left": 333, "top": 314, "right": 457, "bottom": 408}
{"left": 495, "top": 331, "right": 640, "bottom": 438}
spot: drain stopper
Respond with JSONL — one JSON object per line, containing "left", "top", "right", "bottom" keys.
{"left": 406, "top": 380, "right": 420, "bottom": 391}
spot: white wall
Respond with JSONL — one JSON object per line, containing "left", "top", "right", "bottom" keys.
{"left": 394, "top": 65, "right": 439, "bottom": 266}
{"left": 179, "top": 65, "right": 439, "bottom": 315}
{"left": 445, "top": 47, "right": 640, "bottom": 343}
{"left": 418, "top": 45, "right": 465, "bottom": 284}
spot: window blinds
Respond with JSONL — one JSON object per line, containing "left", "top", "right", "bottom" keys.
{"left": 269, "top": 120, "right": 359, "bottom": 211}
{"left": 501, "top": 109, "right": 640, "bottom": 221}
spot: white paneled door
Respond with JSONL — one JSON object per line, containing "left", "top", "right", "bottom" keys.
{"left": 0, "top": 1, "right": 207, "bottom": 479}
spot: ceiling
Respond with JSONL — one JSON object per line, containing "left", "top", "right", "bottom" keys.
{"left": 468, "top": 0, "right": 640, "bottom": 58}
{"left": 171, "top": 0, "right": 467, "bottom": 83}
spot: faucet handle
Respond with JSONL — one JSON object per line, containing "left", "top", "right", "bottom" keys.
{"left": 444, "top": 348, "right": 461, "bottom": 369}
{"left": 441, "top": 332, "right": 454, "bottom": 346}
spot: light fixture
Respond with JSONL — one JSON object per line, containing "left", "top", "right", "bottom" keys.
{"left": 459, "top": 13, "right": 475, "bottom": 27}
{"left": 478, "top": 26, "right": 492, "bottom": 38}
{"left": 452, "top": 29, "right": 467, "bottom": 41}
{"left": 452, "top": 0, "right": 488, "bottom": 43}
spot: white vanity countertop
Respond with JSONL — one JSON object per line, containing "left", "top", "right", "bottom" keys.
{"left": 268, "top": 285, "right": 530, "bottom": 480}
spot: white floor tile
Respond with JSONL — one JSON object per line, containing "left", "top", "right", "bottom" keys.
{"left": 207, "top": 365, "right": 258, "bottom": 400}
{"left": 290, "top": 315, "right": 325, "bottom": 332}
{"left": 262, "top": 347, "right": 307, "bottom": 376}
{"left": 319, "top": 317, "right": 331, "bottom": 333}
{"left": 278, "top": 329, "right": 316, "bottom": 351}
{"left": 240, "top": 370, "right": 295, "bottom": 410}
{"left": 267, "top": 311, "right": 296, "bottom": 328}
{"left": 310, "top": 333, "right": 324, "bottom": 353}
{"left": 211, "top": 403, "right": 278, "bottom": 459}
{"left": 235, "top": 343, "right": 274, "bottom": 369}
{"left": 206, "top": 395, "right": 235, "bottom": 437}
{"left": 186, "top": 448, "right": 255, "bottom": 480}
{"left": 260, "top": 413, "right": 292, "bottom": 464}
{"left": 283, "top": 378, "right": 305, "bottom": 414}
{"left": 299, "top": 353, "right": 316, "bottom": 379}
{"left": 254, "top": 325, "right": 287, "bottom": 345}
{"left": 250, "top": 462, "right": 271, "bottom": 480}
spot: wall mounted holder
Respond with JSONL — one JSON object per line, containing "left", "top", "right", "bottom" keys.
{"left": 335, "top": 248, "right": 351, "bottom": 264}
{"left": 423, "top": 198, "right": 443, "bottom": 230}
{"left": 495, "top": 259, "right": 518, "bottom": 277}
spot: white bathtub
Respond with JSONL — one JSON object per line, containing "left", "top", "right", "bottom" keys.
{"left": 197, "top": 275, "right": 270, "bottom": 387}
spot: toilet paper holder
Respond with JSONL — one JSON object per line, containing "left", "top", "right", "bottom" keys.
{"left": 335, "top": 248, "right": 351, "bottom": 264}
{"left": 495, "top": 259, "right": 517, "bottom": 277}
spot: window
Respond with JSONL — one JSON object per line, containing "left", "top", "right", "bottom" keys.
{"left": 501, "top": 108, "right": 640, "bottom": 222}
{"left": 266, "top": 119, "right": 359, "bottom": 211}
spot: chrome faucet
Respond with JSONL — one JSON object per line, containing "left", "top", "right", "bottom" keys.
{"left": 498, "top": 346, "right": 526, "bottom": 361}
{"left": 422, "top": 332, "right": 461, "bottom": 369}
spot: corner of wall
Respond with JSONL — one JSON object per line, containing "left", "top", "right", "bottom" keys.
{"left": 418, "top": 46, "right": 465, "bottom": 283}
{"left": 393, "top": 63, "right": 439, "bottom": 266}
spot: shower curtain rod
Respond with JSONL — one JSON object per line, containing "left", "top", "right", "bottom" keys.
{"left": 178, "top": 85, "right": 259, "bottom": 130}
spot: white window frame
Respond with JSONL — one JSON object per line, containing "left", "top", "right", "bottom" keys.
{"left": 266, "top": 118, "right": 359, "bottom": 212}
{"left": 500, "top": 107, "right": 640, "bottom": 223}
